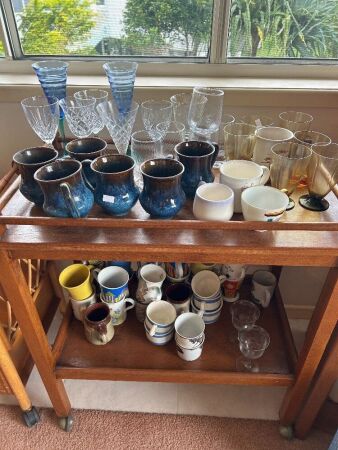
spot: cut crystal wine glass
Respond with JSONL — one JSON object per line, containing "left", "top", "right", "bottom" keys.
{"left": 74, "top": 89, "right": 109, "bottom": 135}
{"left": 141, "top": 100, "right": 173, "bottom": 140}
{"left": 59, "top": 96, "right": 99, "bottom": 139}
{"left": 21, "top": 96, "right": 59, "bottom": 146}
{"left": 237, "top": 325, "right": 270, "bottom": 372}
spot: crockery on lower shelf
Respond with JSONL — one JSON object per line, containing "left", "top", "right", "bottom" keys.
{"left": 100, "top": 294, "right": 135, "bottom": 325}
{"left": 145, "top": 300, "right": 177, "bottom": 337}
{"left": 176, "top": 335, "right": 205, "bottom": 361}
{"left": 70, "top": 291, "right": 97, "bottom": 322}
{"left": 191, "top": 300, "right": 223, "bottom": 324}
{"left": 175, "top": 312, "right": 205, "bottom": 349}
{"left": 144, "top": 323, "right": 174, "bottom": 346}
{"left": 83, "top": 303, "right": 114, "bottom": 345}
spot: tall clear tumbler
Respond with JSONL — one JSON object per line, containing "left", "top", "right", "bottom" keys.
{"left": 224, "top": 122, "right": 256, "bottom": 161}
{"left": 270, "top": 142, "right": 312, "bottom": 210}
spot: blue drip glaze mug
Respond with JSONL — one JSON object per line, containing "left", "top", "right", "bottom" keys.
{"left": 139, "top": 158, "right": 186, "bottom": 218}
{"left": 34, "top": 159, "right": 94, "bottom": 218}
{"left": 174, "top": 141, "right": 217, "bottom": 198}
{"left": 90, "top": 154, "right": 139, "bottom": 216}
{"left": 12, "top": 146, "right": 58, "bottom": 206}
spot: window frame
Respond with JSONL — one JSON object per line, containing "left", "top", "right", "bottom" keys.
{"left": 0, "top": 0, "right": 338, "bottom": 81}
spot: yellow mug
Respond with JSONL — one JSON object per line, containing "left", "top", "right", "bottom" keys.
{"left": 59, "top": 264, "right": 94, "bottom": 301}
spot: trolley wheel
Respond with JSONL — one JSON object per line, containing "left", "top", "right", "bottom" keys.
{"left": 57, "top": 415, "right": 74, "bottom": 432}
{"left": 279, "top": 425, "right": 294, "bottom": 440}
{"left": 22, "top": 407, "right": 40, "bottom": 428}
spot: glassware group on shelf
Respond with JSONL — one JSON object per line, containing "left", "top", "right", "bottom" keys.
{"left": 18, "top": 59, "right": 337, "bottom": 217}
{"left": 58, "top": 260, "right": 273, "bottom": 369}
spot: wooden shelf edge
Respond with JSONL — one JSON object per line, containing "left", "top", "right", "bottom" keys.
{"left": 54, "top": 366, "right": 294, "bottom": 386}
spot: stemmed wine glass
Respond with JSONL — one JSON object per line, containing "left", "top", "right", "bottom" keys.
{"left": 21, "top": 96, "right": 60, "bottom": 147}
{"left": 188, "top": 87, "right": 224, "bottom": 140}
{"left": 59, "top": 96, "right": 99, "bottom": 139}
{"left": 156, "top": 121, "right": 185, "bottom": 154}
{"left": 229, "top": 300, "right": 260, "bottom": 343}
{"left": 74, "top": 89, "right": 109, "bottom": 136}
{"left": 237, "top": 325, "right": 270, "bottom": 372}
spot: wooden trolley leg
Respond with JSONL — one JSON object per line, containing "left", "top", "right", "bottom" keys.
{"left": 0, "top": 251, "right": 71, "bottom": 418}
{"left": 294, "top": 330, "right": 338, "bottom": 439}
{"left": 279, "top": 267, "right": 338, "bottom": 426}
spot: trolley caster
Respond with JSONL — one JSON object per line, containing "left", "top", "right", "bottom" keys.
{"left": 22, "top": 406, "right": 40, "bottom": 428}
{"left": 57, "top": 415, "right": 74, "bottom": 432}
{"left": 279, "top": 425, "right": 294, "bottom": 440}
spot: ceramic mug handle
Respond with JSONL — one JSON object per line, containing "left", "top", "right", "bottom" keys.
{"left": 97, "top": 322, "right": 108, "bottom": 344}
{"left": 125, "top": 298, "right": 135, "bottom": 311}
{"left": 197, "top": 301, "right": 205, "bottom": 317}
{"left": 81, "top": 159, "right": 95, "bottom": 191}
{"left": 149, "top": 324, "right": 157, "bottom": 337}
{"left": 175, "top": 263, "right": 184, "bottom": 279}
{"left": 60, "top": 182, "right": 80, "bottom": 218}
{"left": 260, "top": 166, "right": 270, "bottom": 185}
{"left": 211, "top": 142, "right": 219, "bottom": 166}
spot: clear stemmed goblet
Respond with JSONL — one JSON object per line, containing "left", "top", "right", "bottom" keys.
{"left": 74, "top": 89, "right": 109, "bottom": 135}
{"left": 299, "top": 143, "right": 338, "bottom": 211}
{"left": 270, "top": 142, "right": 312, "bottom": 210}
{"left": 141, "top": 100, "right": 173, "bottom": 140}
{"left": 60, "top": 96, "right": 99, "bottom": 139}
{"left": 21, "top": 96, "right": 59, "bottom": 147}
{"left": 229, "top": 300, "right": 260, "bottom": 343}
{"left": 97, "top": 100, "right": 139, "bottom": 155}
{"left": 131, "top": 130, "right": 163, "bottom": 188}
{"left": 237, "top": 325, "right": 270, "bottom": 372}
{"left": 156, "top": 121, "right": 185, "bottom": 154}
{"left": 188, "top": 86, "right": 224, "bottom": 140}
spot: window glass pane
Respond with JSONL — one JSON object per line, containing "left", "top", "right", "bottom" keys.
{"left": 10, "top": 0, "right": 213, "bottom": 58}
{"left": 0, "top": 40, "right": 4, "bottom": 57}
{"left": 228, "top": 0, "right": 338, "bottom": 60}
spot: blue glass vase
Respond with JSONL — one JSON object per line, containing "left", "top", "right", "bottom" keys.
{"left": 32, "top": 61, "right": 69, "bottom": 118}
{"left": 103, "top": 61, "right": 138, "bottom": 116}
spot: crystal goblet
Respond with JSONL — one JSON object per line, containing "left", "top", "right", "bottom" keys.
{"left": 141, "top": 100, "right": 173, "bottom": 140}
{"left": 229, "top": 300, "right": 260, "bottom": 343}
{"left": 21, "top": 96, "right": 59, "bottom": 147}
{"left": 97, "top": 100, "right": 139, "bottom": 155}
{"left": 237, "top": 325, "right": 270, "bottom": 372}
{"left": 299, "top": 143, "right": 338, "bottom": 211}
{"left": 270, "top": 142, "right": 312, "bottom": 210}
{"left": 156, "top": 121, "right": 185, "bottom": 154}
{"left": 74, "top": 89, "right": 109, "bottom": 135}
{"left": 60, "top": 97, "right": 98, "bottom": 139}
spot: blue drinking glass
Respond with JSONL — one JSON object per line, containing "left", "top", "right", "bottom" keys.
{"left": 103, "top": 61, "right": 138, "bottom": 116}
{"left": 32, "top": 61, "right": 69, "bottom": 118}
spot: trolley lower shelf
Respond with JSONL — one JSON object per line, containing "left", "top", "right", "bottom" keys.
{"left": 54, "top": 283, "right": 297, "bottom": 386}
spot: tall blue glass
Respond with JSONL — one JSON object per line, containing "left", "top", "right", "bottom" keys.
{"left": 32, "top": 61, "right": 69, "bottom": 152}
{"left": 103, "top": 61, "right": 138, "bottom": 115}
{"left": 32, "top": 61, "right": 69, "bottom": 118}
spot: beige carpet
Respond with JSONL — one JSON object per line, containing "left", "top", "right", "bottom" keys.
{"left": 0, "top": 405, "right": 332, "bottom": 450}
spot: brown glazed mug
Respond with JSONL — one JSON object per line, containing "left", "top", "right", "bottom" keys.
{"left": 84, "top": 303, "right": 114, "bottom": 345}
{"left": 12, "top": 146, "right": 58, "bottom": 206}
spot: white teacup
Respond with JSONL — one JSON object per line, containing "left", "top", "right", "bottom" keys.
{"left": 175, "top": 312, "right": 205, "bottom": 349}
{"left": 241, "top": 186, "right": 289, "bottom": 222}
{"left": 100, "top": 294, "right": 135, "bottom": 325}
{"left": 221, "top": 264, "right": 246, "bottom": 280}
{"left": 191, "top": 270, "right": 221, "bottom": 300}
{"left": 193, "top": 182, "right": 234, "bottom": 221}
{"left": 252, "top": 270, "right": 277, "bottom": 307}
{"left": 220, "top": 160, "right": 270, "bottom": 213}
{"left": 70, "top": 291, "right": 97, "bottom": 322}
{"left": 252, "top": 126, "right": 293, "bottom": 165}
{"left": 145, "top": 300, "right": 176, "bottom": 337}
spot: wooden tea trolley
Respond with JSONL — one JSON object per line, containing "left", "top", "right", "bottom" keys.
{"left": 0, "top": 165, "right": 337, "bottom": 435}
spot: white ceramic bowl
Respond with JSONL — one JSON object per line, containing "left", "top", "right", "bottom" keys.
{"left": 241, "top": 186, "right": 289, "bottom": 222}
{"left": 193, "top": 182, "right": 234, "bottom": 221}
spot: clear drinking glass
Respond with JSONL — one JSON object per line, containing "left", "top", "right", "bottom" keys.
{"left": 237, "top": 325, "right": 270, "bottom": 372}
{"left": 239, "top": 114, "right": 274, "bottom": 129}
{"left": 170, "top": 93, "right": 207, "bottom": 140}
{"left": 103, "top": 61, "right": 138, "bottom": 115}
{"left": 279, "top": 111, "right": 313, "bottom": 132}
{"left": 270, "top": 142, "right": 312, "bottom": 210}
{"left": 131, "top": 130, "right": 163, "bottom": 187}
{"left": 141, "top": 100, "right": 173, "bottom": 139}
{"left": 97, "top": 100, "right": 139, "bottom": 155}
{"left": 156, "top": 121, "right": 185, "bottom": 154}
{"left": 21, "top": 96, "right": 59, "bottom": 146}
{"left": 224, "top": 122, "right": 257, "bottom": 160}
{"left": 229, "top": 300, "right": 260, "bottom": 343}
{"left": 299, "top": 143, "right": 338, "bottom": 211}
{"left": 188, "top": 87, "right": 224, "bottom": 139}
{"left": 60, "top": 96, "right": 99, "bottom": 139}
{"left": 74, "top": 89, "right": 109, "bottom": 135}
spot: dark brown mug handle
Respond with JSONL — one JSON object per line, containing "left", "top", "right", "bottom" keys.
{"left": 211, "top": 142, "right": 219, "bottom": 166}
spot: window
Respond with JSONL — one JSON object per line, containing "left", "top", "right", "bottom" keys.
{"left": 0, "top": 0, "right": 337, "bottom": 64}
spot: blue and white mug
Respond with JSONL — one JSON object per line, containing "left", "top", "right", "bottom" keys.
{"left": 93, "top": 266, "right": 129, "bottom": 302}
